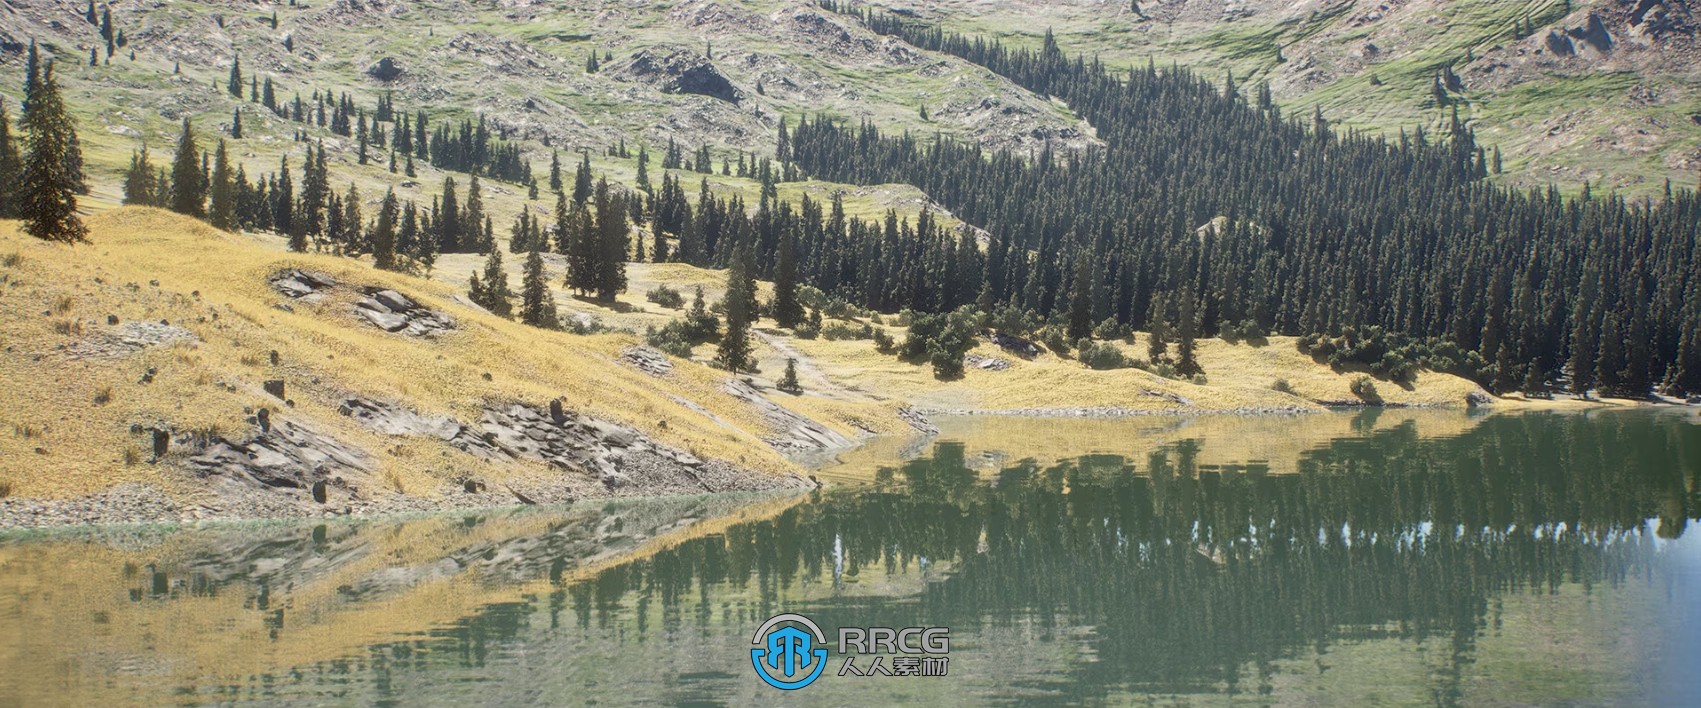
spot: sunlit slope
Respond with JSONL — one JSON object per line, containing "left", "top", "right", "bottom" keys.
{"left": 0, "top": 209, "right": 892, "bottom": 499}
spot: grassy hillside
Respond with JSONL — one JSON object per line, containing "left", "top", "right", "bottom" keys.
{"left": 861, "top": 0, "right": 1701, "bottom": 196}
{"left": 0, "top": 209, "right": 902, "bottom": 505}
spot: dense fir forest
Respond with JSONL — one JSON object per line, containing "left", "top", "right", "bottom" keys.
{"left": 785, "top": 3, "right": 1701, "bottom": 398}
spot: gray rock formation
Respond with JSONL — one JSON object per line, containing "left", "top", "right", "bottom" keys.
{"left": 613, "top": 47, "right": 744, "bottom": 104}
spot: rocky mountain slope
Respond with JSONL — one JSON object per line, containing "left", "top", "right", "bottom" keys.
{"left": 872, "top": 0, "right": 1701, "bottom": 194}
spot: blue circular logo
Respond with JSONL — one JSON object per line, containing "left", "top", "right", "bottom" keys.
{"left": 750, "top": 613, "right": 829, "bottom": 690}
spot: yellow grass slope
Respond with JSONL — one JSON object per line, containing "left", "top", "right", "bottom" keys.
{"left": 0, "top": 208, "right": 883, "bottom": 500}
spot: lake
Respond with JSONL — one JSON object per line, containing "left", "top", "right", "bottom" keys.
{"left": 2, "top": 409, "right": 1698, "bottom": 705}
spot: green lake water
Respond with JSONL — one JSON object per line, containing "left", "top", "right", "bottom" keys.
{"left": 2, "top": 409, "right": 1698, "bottom": 706}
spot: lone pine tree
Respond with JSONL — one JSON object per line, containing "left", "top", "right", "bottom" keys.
{"left": 20, "top": 63, "right": 87, "bottom": 243}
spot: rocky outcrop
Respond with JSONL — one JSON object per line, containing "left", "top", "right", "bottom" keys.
{"left": 366, "top": 57, "right": 404, "bottom": 81}
{"left": 620, "top": 346, "right": 675, "bottom": 377}
{"left": 353, "top": 288, "right": 454, "bottom": 336}
{"left": 721, "top": 379, "right": 855, "bottom": 453}
{"left": 270, "top": 269, "right": 337, "bottom": 301}
{"left": 189, "top": 419, "right": 371, "bottom": 490}
{"left": 64, "top": 321, "right": 200, "bottom": 359}
{"left": 613, "top": 47, "right": 744, "bottom": 104}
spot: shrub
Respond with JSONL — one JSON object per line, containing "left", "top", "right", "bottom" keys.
{"left": 1039, "top": 326, "right": 1072, "bottom": 356}
{"left": 793, "top": 319, "right": 820, "bottom": 339}
{"left": 1190, "top": 373, "right": 1209, "bottom": 386}
{"left": 822, "top": 321, "right": 874, "bottom": 341}
{"left": 901, "top": 307, "right": 978, "bottom": 379}
{"left": 1299, "top": 325, "right": 1488, "bottom": 386}
{"left": 988, "top": 304, "right": 1037, "bottom": 337}
{"left": 683, "top": 287, "right": 720, "bottom": 340}
{"left": 1271, "top": 378, "right": 1295, "bottom": 394}
{"left": 1219, "top": 318, "right": 1266, "bottom": 343}
{"left": 1093, "top": 317, "right": 1131, "bottom": 342}
{"left": 1077, "top": 339, "right": 1131, "bottom": 370}
{"left": 1349, "top": 374, "right": 1380, "bottom": 402}
{"left": 645, "top": 321, "right": 696, "bottom": 358}
{"left": 565, "top": 314, "right": 608, "bottom": 335}
{"left": 645, "top": 284, "right": 685, "bottom": 309}
{"left": 872, "top": 328, "right": 897, "bottom": 353}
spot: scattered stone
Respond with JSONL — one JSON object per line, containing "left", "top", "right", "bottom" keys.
{"left": 151, "top": 429, "right": 169, "bottom": 459}
{"left": 264, "top": 379, "right": 287, "bottom": 400}
{"left": 1465, "top": 390, "right": 1495, "bottom": 408}
{"left": 966, "top": 353, "right": 1011, "bottom": 371}
{"left": 106, "top": 314, "right": 118, "bottom": 325}
{"left": 372, "top": 290, "right": 416, "bottom": 312}
{"left": 311, "top": 480, "right": 328, "bottom": 504}
{"left": 139, "top": 366, "right": 157, "bottom": 384}
{"left": 620, "top": 346, "right": 674, "bottom": 377}
{"left": 269, "top": 350, "right": 280, "bottom": 366}
{"left": 463, "top": 480, "right": 486, "bottom": 494}
{"left": 898, "top": 407, "right": 938, "bottom": 435}
{"left": 257, "top": 407, "right": 271, "bottom": 433}
{"left": 65, "top": 321, "right": 199, "bottom": 359}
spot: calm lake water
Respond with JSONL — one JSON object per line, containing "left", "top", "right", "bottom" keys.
{"left": 2, "top": 409, "right": 1698, "bottom": 706}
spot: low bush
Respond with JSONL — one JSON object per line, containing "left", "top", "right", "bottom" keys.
{"left": 645, "top": 284, "right": 685, "bottom": 309}
{"left": 1076, "top": 339, "right": 1131, "bottom": 370}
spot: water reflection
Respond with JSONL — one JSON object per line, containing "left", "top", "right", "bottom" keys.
{"left": 1, "top": 411, "right": 1696, "bottom": 705}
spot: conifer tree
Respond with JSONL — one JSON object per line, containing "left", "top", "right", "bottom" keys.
{"left": 169, "top": 118, "right": 205, "bottom": 218}
{"left": 372, "top": 188, "right": 400, "bottom": 271}
{"left": 471, "top": 249, "right": 514, "bottom": 318}
{"left": 519, "top": 249, "right": 559, "bottom": 328}
{"left": 230, "top": 108, "right": 243, "bottom": 139}
{"left": 592, "top": 178, "right": 628, "bottom": 301}
{"left": 779, "top": 358, "right": 802, "bottom": 393}
{"left": 573, "top": 152, "right": 593, "bottom": 206}
{"left": 772, "top": 224, "right": 804, "bottom": 327}
{"left": 717, "top": 240, "right": 759, "bottom": 373}
{"left": 208, "top": 139, "right": 235, "bottom": 230}
{"left": 121, "top": 145, "right": 155, "bottom": 207}
{"left": 464, "top": 175, "right": 487, "bottom": 252}
{"left": 19, "top": 63, "right": 87, "bottom": 243}
{"left": 549, "top": 149, "right": 562, "bottom": 193}
{"left": 1067, "top": 257, "right": 1093, "bottom": 341}
{"left": 275, "top": 155, "right": 300, "bottom": 249}
{"left": 0, "top": 99, "right": 21, "bottom": 218}
{"left": 438, "top": 175, "right": 461, "bottom": 252}
{"left": 228, "top": 54, "right": 242, "bottom": 97}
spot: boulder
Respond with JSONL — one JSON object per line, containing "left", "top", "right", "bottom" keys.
{"left": 614, "top": 48, "right": 744, "bottom": 104}
{"left": 372, "top": 290, "right": 416, "bottom": 312}
{"left": 264, "top": 379, "right": 287, "bottom": 400}
{"left": 358, "top": 308, "right": 410, "bottom": 332}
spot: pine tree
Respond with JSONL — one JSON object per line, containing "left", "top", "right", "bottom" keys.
{"left": 772, "top": 224, "right": 804, "bottom": 327}
{"left": 169, "top": 118, "right": 205, "bottom": 218}
{"left": 19, "top": 63, "right": 87, "bottom": 243}
{"left": 1067, "top": 257, "right": 1093, "bottom": 341}
{"left": 230, "top": 108, "right": 243, "bottom": 139}
{"left": 227, "top": 54, "right": 243, "bottom": 98}
{"left": 519, "top": 249, "right": 559, "bottom": 328}
{"left": 464, "top": 175, "right": 487, "bottom": 252}
{"left": 372, "top": 188, "right": 400, "bottom": 271}
{"left": 121, "top": 146, "right": 155, "bottom": 207}
{"left": 473, "top": 249, "right": 514, "bottom": 318}
{"left": 1176, "top": 291, "right": 1202, "bottom": 377}
{"left": 778, "top": 358, "right": 802, "bottom": 393}
{"left": 592, "top": 178, "right": 628, "bottom": 301}
{"left": 572, "top": 152, "right": 593, "bottom": 206}
{"left": 549, "top": 150, "right": 562, "bottom": 193}
{"left": 208, "top": 139, "right": 235, "bottom": 230}
{"left": 0, "top": 99, "right": 21, "bottom": 218}
{"left": 717, "top": 240, "right": 759, "bottom": 373}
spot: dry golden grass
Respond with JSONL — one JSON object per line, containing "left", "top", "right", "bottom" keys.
{"left": 0, "top": 209, "right": 826, "bottom": 500}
